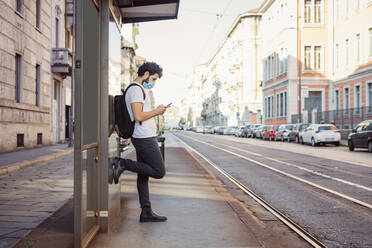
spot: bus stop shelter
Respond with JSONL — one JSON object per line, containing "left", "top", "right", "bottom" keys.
{"left": 73, "top": 1, "right": 179, "bottom": 247}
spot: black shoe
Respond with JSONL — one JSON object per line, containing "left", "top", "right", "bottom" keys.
{"left": 112, "top": 157, "right": 124, "bottom": 184}
{"left": 140, "top": 207, "right": 167, "bottom": 223}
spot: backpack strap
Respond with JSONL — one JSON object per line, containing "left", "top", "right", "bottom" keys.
{"left": 123, "top": 83, "right": 146, "bottom": 125}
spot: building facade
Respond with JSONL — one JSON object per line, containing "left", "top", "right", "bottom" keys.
{"left": 185, "top": 11, "right": 263, "bottom": 127}
{"left": 0, "top": 0, "right": 73, "bottom": 152}
{"left": 329, "top": 0, "right": 372, "bottom": 128}
{"left": 0, "top": 0, "right": 53, "bottom": 152}
{"left": 261, "top": 0, "right": 372, "bottom": 125}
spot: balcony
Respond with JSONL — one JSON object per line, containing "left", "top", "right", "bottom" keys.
{"left": 51, "top": 48, "right": 72, "bottom": 77}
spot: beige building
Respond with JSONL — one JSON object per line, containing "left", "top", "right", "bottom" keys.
{"left": 186, "top": 10, "right": 263, "bottom": 127}
{"left": 0, "top": 0, "right": 52, "bottom": 152}
{"left": 0, "top": 0, "right": 72, "bottom": 152}
{"left": 261, "top": 0, "right": 372, "bottom": 125}
{"left": 330, "top": 0, "right": 372, "bottom": 120}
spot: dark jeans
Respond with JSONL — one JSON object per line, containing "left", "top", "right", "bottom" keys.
{"left": 123, "top": 137, "right": 165, "bottom": 208}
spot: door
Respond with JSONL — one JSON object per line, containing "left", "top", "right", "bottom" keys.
{"left": 65, "top": 105, "right": 70, "bottom": 139}
{"left": 53, "top": 80, "right": 61, "bottom": 143}
{"left": 304, "top": 91, "right": 322, "bottom": 123}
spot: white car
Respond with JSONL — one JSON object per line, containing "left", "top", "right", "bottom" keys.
{"left": 301, "top": 124, "right": 341, "bottom": 146}
{"left": 195, "top": 126, "right": 204, "bottom": 133}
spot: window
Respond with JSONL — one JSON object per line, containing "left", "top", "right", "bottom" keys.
{"left": 276, "top": 94, "right": 279, "bottom": 117}
{"left": 56, "top": 18, "right": 59, "bottom": 48}
{"left": 344, "top": 88, "right": 350, "bottom": 109}
{"left": 16, "top": 0, "right": 22, "bottom": 13}
{"left": 54, "top": 81, "right": 58, "bottom": 100}
{"left": 304, "top": 0, "right": 312, "bottom": 23}
{"left": 36, "top": 0, "right": 40, "bottom": 28}
{"left": 304, "top": 0, "right": 322, "bottom": 24}
{"left": 369, "top": 28, "right": 372, "bottom": 57}
{"left": 280, "top": 93, "right": 284, "bottom": 117}
{"left": 314, "top": 0, "right": 321, "bottom": 23}
{"left": 335, "top": 43, "right": 340, "bottom": 69}
{"left": 305, "top": 46, "right": 312, "bottom": 69}
{"left": 355, "top": 85, "right": 361, "bottom": 109}
{"left": 268, "top": 97, "right": 271, "bottom": 118}
{"left": 357, "top": 0, "right": 361, "bottom": 9}
{"left": 356, "top": 34, "right": 360, "bottom": 64}
{"left": 314, "top": 46, "right": 321, "bottom": 71}
{"left": 271, "top": 96, "right": 274, "bottom": 118}
{"left": 15, "top": 54, "right": 22, "bottom": 103}
{"left": 284, "top": 92, "right": 287, "bottom": 116}
{"left": 368, "top": 83, "right": 372, "bottom": 107}
{"left": 345, "top": 39, "right": 349, "bottom": 66}
{"left": 65, "top": 30, "right": 71, "bottom": 49}
{"left": 335, "top": 90, "right": 339, "bottom": 111}
{"left": 36, "top": 64, "right": 40, "bottom": 106}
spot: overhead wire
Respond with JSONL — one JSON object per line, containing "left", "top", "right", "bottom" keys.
{"left": 193, "top": 0, "right": 234, "bottom": 67}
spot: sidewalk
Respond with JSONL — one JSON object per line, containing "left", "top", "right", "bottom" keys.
{"left": 0, "top": 152, "right": 74, "bottom": 248}
{"left": 89, "top": 132, "right": 310, "bottom": 248}
{"left": 0, "top": 144, "right": 73, "bottom": 176}
{"left": 90, "top": 146, "right": 262, "bottom": 248}
{"left": 2, "top": 133, "right": 310, "bottom": 248}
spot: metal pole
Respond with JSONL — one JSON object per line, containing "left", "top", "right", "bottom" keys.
{"left": 73, "top": 0, "right": 83, "bottom": 246}
{"left": 68, "top": 1, "right": 75, "bottom": 148}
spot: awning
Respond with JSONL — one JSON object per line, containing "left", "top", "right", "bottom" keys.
{"left": 116, "top": 0, "right": 180, "bottom": 24}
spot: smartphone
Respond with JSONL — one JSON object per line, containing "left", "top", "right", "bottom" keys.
{"left": 166, "top": 103, "right": 172, "bottom": 107}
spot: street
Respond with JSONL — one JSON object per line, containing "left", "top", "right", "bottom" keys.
{"left": 172, "top": 130, "right": 372, "bottom": 248}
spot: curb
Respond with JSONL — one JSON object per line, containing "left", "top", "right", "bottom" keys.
{"left": 0, "top": 149, "right": 73, "bottom": 176}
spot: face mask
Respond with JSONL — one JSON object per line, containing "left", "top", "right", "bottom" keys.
{"left": 143, "top": 79, "right": 155, "bottom": 89}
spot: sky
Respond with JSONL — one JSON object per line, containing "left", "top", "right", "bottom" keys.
{"left": 131, "top": 0, "right": 265, "bottom": 108}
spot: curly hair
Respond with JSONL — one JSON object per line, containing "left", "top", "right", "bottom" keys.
{"left": 137, "top": 62, "right": 163, "bottom": 78}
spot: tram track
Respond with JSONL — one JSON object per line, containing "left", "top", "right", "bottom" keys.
{"left": 173, "top": 132, "right": 328, "bottom": 248}
{"left": 175, "top": 132, "right": 372, "bottom": 209}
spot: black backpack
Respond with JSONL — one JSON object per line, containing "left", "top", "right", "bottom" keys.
{"left": 114, "top": 83, "right": 145, "bottom": 138}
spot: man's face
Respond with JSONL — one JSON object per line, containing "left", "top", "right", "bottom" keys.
{"left": 145, "top": 72, "right": 159, "bottom": 86}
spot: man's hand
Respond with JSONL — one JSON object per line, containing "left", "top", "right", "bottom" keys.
{"left": 156, "top": 105, "right": 168, "bottom": 115}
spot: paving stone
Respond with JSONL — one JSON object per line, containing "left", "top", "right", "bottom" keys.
{"left": 0, "top": 228, "right": 18, "bottom": 237}
{"left": 0, "top": 210, "right": 50, "bottom": 218}
{"left": 0, "top": 216, "right": 42, "bottom": 223}
{"left": 0, "top": 221, "right": 39, "bottom": 229}
{"left": 0, "top": 237, "right": 20, "bottom": 248}
{"left": 2, "top": 229, "right": 32, "bottom": 239}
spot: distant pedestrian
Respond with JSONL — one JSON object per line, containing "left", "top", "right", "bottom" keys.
{"left": 112, "top": 62, "right": 170, "bottom": 222}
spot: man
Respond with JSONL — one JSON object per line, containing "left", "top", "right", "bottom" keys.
{"left": 113, "top": 62, "right": 169, "bottom": 222}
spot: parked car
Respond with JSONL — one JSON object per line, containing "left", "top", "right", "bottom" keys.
{"left": 186, "top": 127, "right": 193, "bottom": 131}
{"left": 195, "top": 126, "right": 204, "bottom": 133}
{"left": 224, "top": 126, "right": 238, "bottom": 135}
{"left": 249, "top": 124, "right": 261, "bottom": 138}
{"left": 348, "top": 120, "right": 372, "bottom": 153}
{"left": 212, "top": 126, "right": 221, "bottom": 134}
{"left": 255, "top": 125, "right": 264, "bottom": 139}
{"left": 204, "top": 126, "right": 213, "bottom": 134}
{"left": 264, "top": 125, "right": 279, "bottom": 141}
{"left": 242, "top": 125, "right": 252, "bottom": 137}
{"left": 275, "top": 124, "right": 295, "bottom": 141}
{"left": 216, "top": 126, "right": 226, "bottom": 135}
{"left": 301, "top": 124, "right": 341, "bottom": 146}
{"left": 257, "top": 125, "right": 269, "bottom": 139}
{"left": 288, "top": 123, "right": 310, "bottom": 143}
{"left": 234, "top": 126, "right": 244, "bottom": 137}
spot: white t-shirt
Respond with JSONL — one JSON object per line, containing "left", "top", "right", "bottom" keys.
{"left": 125, "top": 82, "right": 157, "bottom": 138}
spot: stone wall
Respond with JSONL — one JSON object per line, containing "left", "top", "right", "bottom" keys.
{"left": 0, "top": 0, "right": 52, "bottom": 152}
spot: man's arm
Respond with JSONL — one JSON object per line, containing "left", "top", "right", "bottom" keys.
{"left": 131, "top": 102, "right": 167, "bottom": 122}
